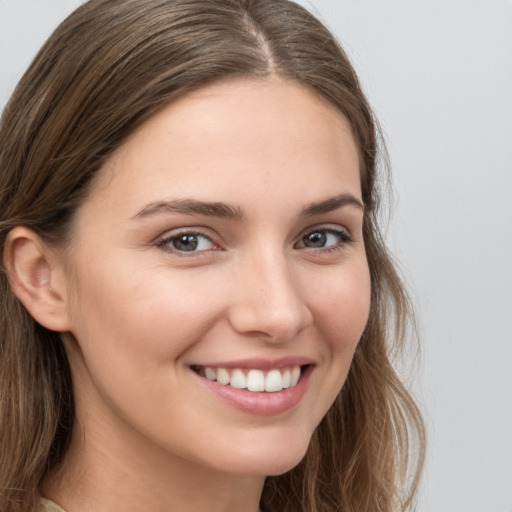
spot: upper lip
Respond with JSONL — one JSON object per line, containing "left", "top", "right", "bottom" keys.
{"left": 190, "top": 356, "right": 315, "bottom": 370}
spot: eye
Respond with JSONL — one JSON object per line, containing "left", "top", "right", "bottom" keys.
{"left": 158, "top": 231, "right": 216, "bottom": 254}
{"left": 296, "top": 227, "right": 352, "bottom": 251}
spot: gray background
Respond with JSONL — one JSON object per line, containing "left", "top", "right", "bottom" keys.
{"left": 1, "top": 1, "right": 511, "bottom": 511}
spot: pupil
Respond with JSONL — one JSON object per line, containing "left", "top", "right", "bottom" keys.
{"left": 173, "top": 234, "right": 198, "bottom": 251}
{"left": 305, "top": 231, "right": 326, "bottom": 247}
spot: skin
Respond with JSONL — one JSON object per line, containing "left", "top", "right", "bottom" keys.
{"left": 36, "top": 78, "right": 371, "bottom": 512}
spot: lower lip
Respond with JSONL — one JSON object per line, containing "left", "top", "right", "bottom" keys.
{"left": 192, "top": 366, "right": 313, "bottom": 416}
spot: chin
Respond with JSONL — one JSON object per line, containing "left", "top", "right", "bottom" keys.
{"left": 215, "top": 428, "right": 313, "bottom": 477}
{"left": 225, "top": 452, "right": 308, "bottom": 478}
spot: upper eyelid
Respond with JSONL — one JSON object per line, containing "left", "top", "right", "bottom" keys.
{"left": 156, "top": 229, "right": 221, "bottom": 252}
{"left": 156, "top": 227, "right": 216, "bottom": 242}
{"left": 294, "top": 225, "right": 353, "bottom": 249}
{"left": 298, "top": 224, "right": 352, "bottom": 239}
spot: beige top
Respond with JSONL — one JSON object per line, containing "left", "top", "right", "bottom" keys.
{"left": 40, "top": 498, "right": 66, "bottom": 512}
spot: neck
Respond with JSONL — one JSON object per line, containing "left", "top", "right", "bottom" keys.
{"left": 42, "top": 407, "right": 265, "bottom": 512}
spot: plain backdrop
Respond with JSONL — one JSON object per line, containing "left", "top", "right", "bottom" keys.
{"left": 1, "top": 1, "right": 511, "bottom": 511}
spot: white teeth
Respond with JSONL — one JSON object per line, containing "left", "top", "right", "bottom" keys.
{"left": 247, "top": 369, "right": 265, "bottom": 392}
{"left": 291, "top": 366, "right": 301, "bottom": 387}
{"left": 216, "top": 368, "right": 230, "bottom": 385}
{"left": 265, "top": 369, "right": 283, "bottom": 392}
{"left": 230, "top": 369, "right": 246, "bottom": 389}
{"left": 201, "top": 365, "right": 303, "bottom": 392}
{"left": 205, "top": 367, "right": 217, "bottom": 381}
{"left": 282, "top": 369, "right": 291, "bottom": 389}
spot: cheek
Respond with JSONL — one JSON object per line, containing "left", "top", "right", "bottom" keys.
{"left": 291, "top": 259, "right": 370, "bottom": 435}
{"left": 67, "top": 257, "right": 226, "bottom": 365}
{"left": 310, "top": 261, "right": 371, "bottom": 352}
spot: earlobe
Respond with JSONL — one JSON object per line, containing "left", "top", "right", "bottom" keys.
{"left": 4, "top": 226, "right": 72, "bottom": 332}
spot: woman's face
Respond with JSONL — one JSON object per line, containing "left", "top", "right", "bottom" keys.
{"left": 59, "top": 78, "right": 371, "bottom": 477}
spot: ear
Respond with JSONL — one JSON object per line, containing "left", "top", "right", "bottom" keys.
{"left": 4, "top": 226, "right": 72, "bottom": 332}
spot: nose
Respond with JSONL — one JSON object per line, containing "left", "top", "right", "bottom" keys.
{"left": 227, "top": 250, "right": 313, "bottom": 343}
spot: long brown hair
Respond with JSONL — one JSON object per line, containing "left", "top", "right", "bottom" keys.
{"left": 0, "top": 1, "right": 425, "bottom": 511}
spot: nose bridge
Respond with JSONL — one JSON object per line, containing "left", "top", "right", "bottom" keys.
{"left": 229, "top": 244, "right": 312, "bottom": 342}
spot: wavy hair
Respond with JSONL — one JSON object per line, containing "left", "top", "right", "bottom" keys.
{"left": 0, "top": 1, "right": 425, "bottom": 511}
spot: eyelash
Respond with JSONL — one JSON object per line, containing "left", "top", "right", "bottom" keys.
{"left": 295, "top": 227, "right": 353, "bottom": 254}
{"left": 156, "top": 226, "right": 353, "bottom": 256}
{"left": 156, "top": 230, "right": 218, "bottom": 256}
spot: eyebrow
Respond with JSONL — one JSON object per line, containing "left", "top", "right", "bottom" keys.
{"left": 132, "top": 199, "right": 244, "bottom": 220}
{"left": 132, "top": 193, "right": 364, "bottom": 221}
{"left": 301, "top": 193, "right": 364, "bottom": 216}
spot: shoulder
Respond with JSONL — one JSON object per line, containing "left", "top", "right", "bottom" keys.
{"left": 40, "top": 498, "right": 67, "bottom": 512}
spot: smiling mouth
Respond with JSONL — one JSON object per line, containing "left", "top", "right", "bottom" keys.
{"left": 191, "top": 365, "right": 306, "bottom": 393}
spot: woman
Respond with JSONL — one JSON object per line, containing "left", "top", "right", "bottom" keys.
{"left": 0, "top": 1, "right": 425, "bottom": 511}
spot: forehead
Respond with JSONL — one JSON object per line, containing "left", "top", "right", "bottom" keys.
{"left": 82, "top": 78, "right": 361, "bottom": 218}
